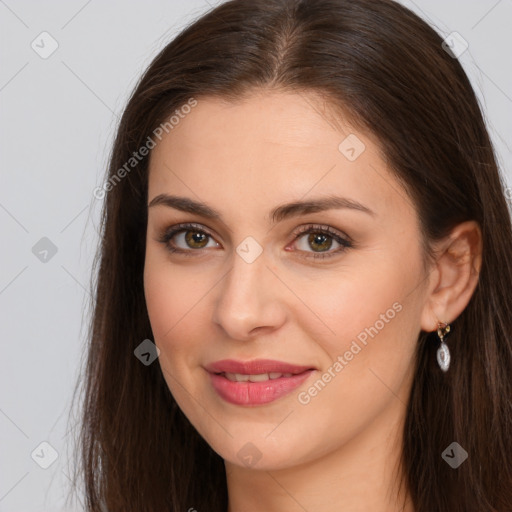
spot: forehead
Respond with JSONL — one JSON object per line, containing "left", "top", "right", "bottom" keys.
{"left": 152, "top": 91, "right": 360, "bottom": 159}
{"left": 147, "top": 91, "right": 412, "bottom": 223}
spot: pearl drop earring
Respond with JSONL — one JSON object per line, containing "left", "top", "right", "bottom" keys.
{"left": 436, "top": 321, "right": 451, "bottom": 372}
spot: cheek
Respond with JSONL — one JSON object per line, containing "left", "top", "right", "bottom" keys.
{"left": 143, "top": 261, "right": 202, "bottom": 405}
{"left": 304, "top": 251, "right": 423, "bottom": 373}
{"left": 144, "top": 264, "right": 179, "bottom": 340}
{"left": 144, "top": 253, "right": 202, "bottom": 337}
{"left": 143, "top": 257, "right": 215, "bottom": 371}
{"left": 292, "top": 262, "right": 421, "bottom": 441}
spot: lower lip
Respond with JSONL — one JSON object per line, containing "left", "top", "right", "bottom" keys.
{"left": 208, "top": 370, "right": 315, "bottom": 406}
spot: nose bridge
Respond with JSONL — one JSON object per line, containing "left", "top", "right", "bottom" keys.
{"left": 212, "top": 239, "right": 285, "bottom": 339}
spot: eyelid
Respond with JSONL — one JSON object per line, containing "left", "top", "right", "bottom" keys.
{"left": 291, "top": 223, "right": 353, "bottom": 244}
{"left": 157, "top": 221, "right": 353, "bottom": 258}
{"left": 157, "top": 222, "right": 220, "bottom": 252}
{"left": 288, "top": 224, "right": 353, "bottom": 260}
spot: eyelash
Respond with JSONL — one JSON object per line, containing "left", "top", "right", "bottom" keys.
{"left": 156, "top": 222, "right": 353, "bottom": 260}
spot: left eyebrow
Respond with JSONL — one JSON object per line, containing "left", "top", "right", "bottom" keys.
{"left": 147, "top": 194, "right": 376, "bottom": 224}
{"left": 269, "top": 195, "right": 376, "bottom": 223}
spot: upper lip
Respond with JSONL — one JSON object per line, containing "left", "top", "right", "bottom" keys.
{"left": 204, "top": 359, "right": 315, "bottom": 375}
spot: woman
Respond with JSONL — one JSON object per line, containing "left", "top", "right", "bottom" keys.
{"left": 70, "top": 0, "right": 512, "bottom": 510}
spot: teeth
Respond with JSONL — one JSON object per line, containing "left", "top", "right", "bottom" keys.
{"left": 225, "top": 373, "right": 250, "bottom": 382}
{"left": 248, "top": 373, "right": 269, "bottom": 382}
{"left": 223, "top": 372, "right": 295, "bottom": 382}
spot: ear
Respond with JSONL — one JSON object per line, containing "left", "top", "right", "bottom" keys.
{"left": 420, "top": 220, "right": 483, "bottom": 332}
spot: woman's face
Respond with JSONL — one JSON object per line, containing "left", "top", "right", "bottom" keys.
{"left": 144, "top": 90, "right": 432, "bottom": 470}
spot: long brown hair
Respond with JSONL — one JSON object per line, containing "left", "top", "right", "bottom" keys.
{"left": 68, "top": 0, "right": 512, "bottom": 510}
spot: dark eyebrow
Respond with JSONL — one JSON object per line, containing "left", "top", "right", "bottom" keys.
{"left": 148, "top": 193, "right": 375, "bottom": 223}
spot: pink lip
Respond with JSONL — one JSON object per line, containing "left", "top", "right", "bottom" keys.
{"left": 204, "top": 359, "right": 314, "bottom": 375}
{"left": 204, "top": 359, "right": 316, "bottom": 406}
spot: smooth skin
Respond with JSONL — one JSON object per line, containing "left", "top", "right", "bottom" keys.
{"left": 143, "top": 90, "right": 482, "bottom": 512}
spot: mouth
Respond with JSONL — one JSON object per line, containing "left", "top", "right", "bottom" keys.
{"left": 204, "top": 359, "right": 317, "bottom": 406}
{"left": 204, "top": 358, "right": 316, "bottom": 375}
{"left": 215, "top": 371, "right": 301, "bottom": 382}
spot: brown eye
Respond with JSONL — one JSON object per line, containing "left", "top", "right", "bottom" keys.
{"left": 305, "top": 232, "right": 333, "bottom": 252}
{"left": 292, "top": 225, "right": 353, "bottom": 260}
{"left": 158, "top": 222, "right": 352, "bottom": 260}
{"left": 158, "top": 223, "right": 220, "bottom": 254}
{"left": 184, "top": 230, "right": 209, "bottom": 249}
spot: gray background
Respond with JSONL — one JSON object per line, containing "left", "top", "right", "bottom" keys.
{"left": 1, "top": 0, "right": 511, "bottom": 510}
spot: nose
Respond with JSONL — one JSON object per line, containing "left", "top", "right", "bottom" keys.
{"left": 211, "top": 246, "right": 287, "bottom": 341}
